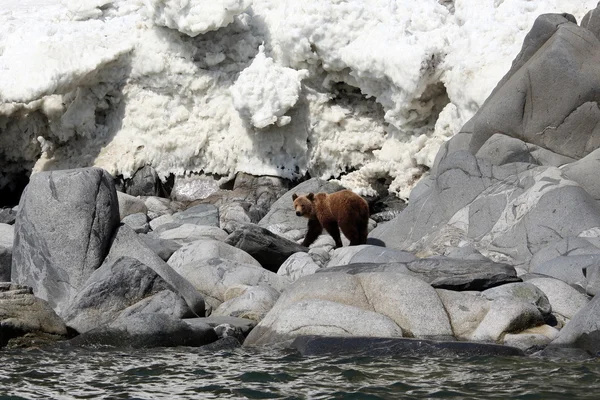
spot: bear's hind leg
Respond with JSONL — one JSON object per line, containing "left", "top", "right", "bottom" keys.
{"left": 339, "top": 220, "right": 363, "bottom": 246}
{"left": 323, "top": 221, "right": 343, "bottom": 248}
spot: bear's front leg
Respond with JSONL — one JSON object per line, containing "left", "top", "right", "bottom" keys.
{"left": 323, "top": 221, "right": 343, "bottom": 248}
{"left": 302, "top": 218, "right": 323, "bottom": 247}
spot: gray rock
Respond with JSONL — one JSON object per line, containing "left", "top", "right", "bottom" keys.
{"left": 105, "top": 225, "right": 206, "bottom": 317}
{"left": 582, "top": 3, "right": 600, "bottom": 40}
{"left": 290, "top": 336, "right": 525, "bottom": 357}
{"left": 530, "top": 255, "right": 598, "bottom": 289}
{"left": 0, "top": 223, "right": 14, "bottom": 282}
{"left": 476, "top": 133, "right": 574, "bottom": 167}
{"left": 321, "top": 257, "right": 520, "bottom": 291}
{"left": 11, "top": 168, "right": 119, "bottom": 315}
{"left": 199, "top": 336, "right": 242, "bottom": 351}
{"left": 121, "top": 212, "right": 149, "bottom": 234}
{"left": 562, "top": 148, "right": 600, "bottom": 201}
{"left": 503, "top": 325, "right": 559, "bottom": 351}
{"left": 187, "top": 316, "right": 256, "bottom": 337}
{"left": 168, "top": 240, "right": 261, "bottom": 269}
{"left": 144, "top": 196, "right": 175, "bottom": 219}
{"left": 171, "top": 174, "right": 220, "bottom": 202}
{"left": 63, "top": 256, "right": 190, "bottom": 333}
{"left": 245, "top": 271, "right": 453, "bottom": 346}
{"left": 172, "top": 204, "right": 219, "bottom": 227}
{"left": 157, "top": 224, "right": 228, "bottom": 244}
{"left": 117, "top": 191, "right": 147, "bottom": 220}
{"left": 167, "top": 257, "right": 289, "bottom": 311}
{"left": 326, "top": 245, "right": 416, "bottom": 268}
{"left": 277, "top": 252, "right": 321, "bottom": 281}
{"left": 0, "top": 283, "right": 68, "bottom": 347}
{"left": 245, "top": 299, "right": 404, "bottom": 346}
{"left": 529, "top": 237, "right": 600, "bottom": 271}
{"left": 137, "top": 234, "right": 181, "bottom": 261}
{"left": 470, "top": 298, "right": 544, "bottom": 342}
{"left": 436, "top": 290, "right": 490, "bottom": 340}
{"left": 370, "top": 152, "right": 600, "bottom": 267}
{"left": 524, "top": 276, "right": 590, "bottom": 321}
{"left": 149, "top": 214, "right": 176, "bottom": 231}
{"left": 482, "top": 282, "right": 552, "bottom": 318}
{"left": 124, "top": 165, "right": 163, "bottom": 197}
{"left": 213, "top": 285, "right": 280, "bottom": 322}
{"left": 68, "top": 313, "right": 217, "bottom": 348}
{"left": 118, "top": 290, "right": 189, "bottom": 321}
{"left": 0, "top": 208, "right": 16, "bottom": 225}
{"left": 584, "top": 264, "right": 600, "bottom": 296}
{"left": 443, "top": 246, "right": 490, "bottom": 261}
{"left": 225, "top": 223, "right": 308, "bottom": 273}
{"left": 258, "top": 178, "right": 343, "bottom": 239}
{"left": 551, "top": 294, "right": 600, "bottom": 355}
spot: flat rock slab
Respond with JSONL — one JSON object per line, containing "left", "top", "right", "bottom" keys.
{"left": 290, "top": 336, "right": 524, "bottom": 357}
{"left": 326, "top": 245, "right": 416, "bottom": 267}
{"left": 320, "top": 257, "right": 520, "bottom": 291}
{"left": 67, "top": 313, "right": 218, "bottom": 348}
{"left": 172, "top": 204, "right": 219, "bottom": 227}
{"left": 225, "top": 223, "right": 308, "bottom": 272}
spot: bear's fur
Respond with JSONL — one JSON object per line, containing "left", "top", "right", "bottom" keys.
{"left": 292, "top": 190, "right": 369, "bottom": 248}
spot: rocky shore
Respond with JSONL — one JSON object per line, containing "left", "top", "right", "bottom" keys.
{"left": 3, "top": 9, "right": 600, "bottom": 359}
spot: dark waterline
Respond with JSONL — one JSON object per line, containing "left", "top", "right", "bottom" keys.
{"left": 0, "top": 346, "right": 599, "bottom": 399}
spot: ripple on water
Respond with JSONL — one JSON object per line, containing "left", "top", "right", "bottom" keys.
{"left": 0, "top": 347, "right": 599, "bottom": 399}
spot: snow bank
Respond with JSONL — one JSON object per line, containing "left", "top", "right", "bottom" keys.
{"left": 0, "top": 0, "right": 596, "bottom": 198}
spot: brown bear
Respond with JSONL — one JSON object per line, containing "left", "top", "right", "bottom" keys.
{"left": 292, "top": 190, "right": 369, "bottom": 248}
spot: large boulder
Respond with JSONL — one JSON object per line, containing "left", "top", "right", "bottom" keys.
{"left": 105, "top": 225, "right": 206, "bottom": 317}
{"left": 523, "top": 276, "right": 590, "bottom": 322}
{"left": 245, "top": 271, "right": 453, "bottom": 346}
{"left": 0, "top": 283, "right": 68, "bottom": 348}
{"left": 277, "top": 252, "right": 322, "bottom": 281}
{"left": 212, "top": 285, "right": 280, "bottom": 322}
{"left": 68, "top": 313, "right": 217, "bottom": 348}
{"left": 155, "top": 224, "right": 228, "bottom": 244}
{"left": 326, "top": 245, "right": 416, "bottom": 268}
{"left": 258, "top": 178, "right": 343, "bottom": 240}
{"left": 63, "top": 257, "right": 190, "bottom": 333}
{"left": 550, "top": 295, "right": 600, "bottom": 355}
{"left": 225, "top": 223, "right": 308, "bottom": 272}
{"left": 116, "top": 191, "right": 147, "bottom": 220}
{"left": 123, "top": 165, "right": 163, "bottom": 197}
{"left": 11, "top": 168, "right": 120, "bottom": 315}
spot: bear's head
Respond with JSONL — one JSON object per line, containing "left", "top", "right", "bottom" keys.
{"left": 292, "top": 193, "right": 315, "bottom": 218}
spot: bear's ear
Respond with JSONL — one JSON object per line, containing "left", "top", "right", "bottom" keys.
{"left": 292, "top": 193, "right": 298, "bottom": 201}
{"left": 307, "top": 192, "right": 315, "bottom": 201}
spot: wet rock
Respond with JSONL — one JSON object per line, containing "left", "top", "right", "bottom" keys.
{"left": 11, "top": 168, "right": 119, "bottom": 315}
{"left": 503, "top": 325, "right": 559, "bottom": 351}
{"left": 188, "top": 316, "right": 256, "bottom": 337}
{"left": 277, "top": 252, "right": 321, "bottom": 281}
{"left": 290, "top": 336, "right": 524, "bottom": 357}
{"left": 225, "top": 223, "right": 308, "bottom": 273}
{"left": 213, "top": 285, "right": 280, "bottom": 322}
{"left": 258, "top": 178, "right": 343, "bottom": 240}
{"left": 168, "top": 239, "right": 261, "bottom": 269}
{"left": 156, "top": 224, "right": 228, "bottom": 244}
{"left": 63, "top": 257, "right": 190, "bottom": 334}
{"left": 68, "top": 313, "right": 217, "bottom": 348}
{"left": 551, "top": 294, "right": 600, "bottom": 355}
{"left": 326, "top": 245, "right": 416, "bottom": 268}
{"left": 106, "top": 225, "right": 206, "bottom": 317}
{"left": 321, "top": 257, "right": 520, "bottom": 291}
{"left": 245, "top": 271, "right": 453, "bottom": 346}
{"left": 199, "top": 336, "right": 242, "bottom": 351}
{"left": 172, "top": 204, "right": 219, "bottom": 227}
{"left": 117, "top": 191, "right": 147, "bottom": 220}
{"left": 167, "top": 257, "right": 289, "bottom": 311}
{"left": 0, "top": 283, "right": 68, "bottom": 348}
{"left": 121, "top": 212, "right": 149, "bottom": 234}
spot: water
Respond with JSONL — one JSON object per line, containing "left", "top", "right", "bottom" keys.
{"left": 1, "top": 346, "right": 599, "bottom": 399}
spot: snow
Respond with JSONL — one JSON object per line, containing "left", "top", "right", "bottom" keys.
{"left": 0, "top": 0, "right": 597, "bottom": 198}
